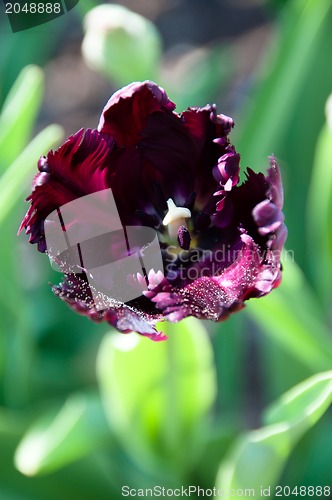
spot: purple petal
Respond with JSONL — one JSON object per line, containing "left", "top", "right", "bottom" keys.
{"left": 146, "top": 231, "right": 282, "bottom": 323}
{"left": 269, "top": 224, "right": 288, "bottom": 252}
{"left": 98, "top": 81, "right": 176, "bottom": 146}
{"left": 53, "top": 274, "right": 167, "bottom": 341}
{"left": 266, "top": 156, "right": 284, "bottom": 209}
{"left": 19, "top": 129, "right": 114, "bottom": 248}
{"left": 252, "top": 199, "right": 284, "bottom": 235}
{"left": 212, "top": 145, "right": 240, "bottom": 191}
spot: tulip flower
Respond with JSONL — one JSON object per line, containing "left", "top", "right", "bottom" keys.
{"left": 20, "top": 81, "right": 287, "bottom": 340}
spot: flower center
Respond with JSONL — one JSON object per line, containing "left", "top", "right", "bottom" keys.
{"left": 162, "top": 198, "right": 191, "bottom": 242}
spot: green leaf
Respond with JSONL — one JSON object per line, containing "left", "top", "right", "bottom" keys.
{"left": 0, "top": 407, "right": 118, "bottom": 500}
{"left": 0, "top": 65, "right": 44, "bottom": 171}
{"left": 264, "top": 371, "right": 332, "bottom": 428}
{"left": 307, "top": 120, "right": 332, "bottom": 304}
{"left": 0, "top": 124, "right": 63, "bottom": 225}
{"left": 14, "top": 393, "right": 112, "bottom": 476}
{"left": 97, "top": 318, "right": 216, "bottom": 475}
{"left": 235, "top": 0, "right": 331, "bottom": 170}
{"left": 215, "top": 372, "right": 332, "bottom": 497}
{"left": 247, "top": 256, "right": 332, "bottom": 372}
{"left": 234, "top": 0, "right": 332, "bottom": 274}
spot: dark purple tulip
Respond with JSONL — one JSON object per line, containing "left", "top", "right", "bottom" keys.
{"left": 20, "top": 81, "right": 287, "bottom": 341}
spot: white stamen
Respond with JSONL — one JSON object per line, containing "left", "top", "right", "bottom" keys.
{"left": 162, "top": 198, "right": 191, "bottom": 226}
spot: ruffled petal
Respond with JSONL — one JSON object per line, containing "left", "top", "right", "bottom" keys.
{"left": 213, "top": 145, "right": 240, "bottom": 192}
{"left": 251, "top": 159, "right": 287, "bottom": 249}
{"left": 19, "top": 129, "right": 114, "bottom": 248}
{"left": 180, "top": 105, "right": 235, "bottom": 206}
{"left": 266, "top": 156, "right": 284, "bottom": 209}
{"left": 252, "top": 199, "right": 284, "bottom": 235}
{"left": 98, "top": 81, "right": 176, "bottom": 146}
{"left": 145, "top": 231, "right": 282, "bottom": 323}
{"left": 99, "top": 91, "right": 235, "bottom": 214}
{"left": 53, "top": 274, "right": 166, "bottom": 341}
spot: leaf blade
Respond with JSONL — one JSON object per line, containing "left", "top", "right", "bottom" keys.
{"left": 215, "top": 371, "right": 332, "bottom": 497}
{"left": 0, "top": 65, "right": 44, "bottom": 171}
{"left": 0, "top": 124, "right": 63, "bottom": 225}
{"left": 97, "top": 318, "right": 216, "bottom": 475}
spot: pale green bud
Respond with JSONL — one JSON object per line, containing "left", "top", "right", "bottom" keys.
{"left": 82, "top": 4, "right": 162, "bottom": 85}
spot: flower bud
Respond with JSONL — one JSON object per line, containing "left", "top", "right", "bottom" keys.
{"left": 82, "top": 4, "right": 162, "bottom": 85}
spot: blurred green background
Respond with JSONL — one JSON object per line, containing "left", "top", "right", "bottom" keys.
{"left": 0, "top": 0, "right": 332, "bottom": 498}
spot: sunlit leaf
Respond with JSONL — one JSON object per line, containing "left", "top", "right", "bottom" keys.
{"left": 247, "top": 257, "right": 332, "bottom": 372}
{"left": 264, "top": 371, "right": 332, "bottom": 427}
{"left": 14, "top": 392, "right": 112, "bottom": 476}
{"left": 97, "top": 318, "right": 216, "bottom": 475}
{"left": 235, "top": 0, "right": 332, "bottom": 275}
{"left": 235, "top": 0, "right": 331, "bottom": 171}
{"left": 0, "top": 124, "right": 63, "bottom": 225}
{"left": 0, "top": 65, "right": 44, "bottom": 171}
{"left": 0, "top": 407, "right": 118, "bottom": 500}
{"left": 307, "top": 118, "right": 332, "bottom": 304}
{"left": 215, "top": 371, "right": 332, "bottom": 497}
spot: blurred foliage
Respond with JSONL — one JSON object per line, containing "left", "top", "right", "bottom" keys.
{"left": 97, "top": 318, "right": 216, "bottom": 479}
{"left": 0, "top": 66, "right": 44, "bottom": 171}
{"left": 0, "top": 12, "right": 68, "bottom": 101}
{"left": 0, "top": 0, "right": 332, "bottom": 498}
